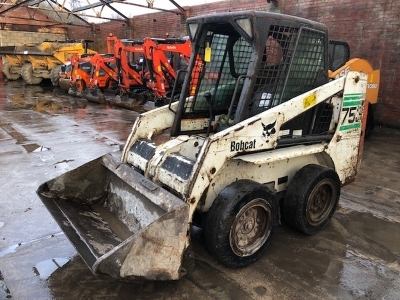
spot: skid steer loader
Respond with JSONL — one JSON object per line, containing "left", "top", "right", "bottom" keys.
{"left": 37, "top": 11, "right": 368, "bottom": 281}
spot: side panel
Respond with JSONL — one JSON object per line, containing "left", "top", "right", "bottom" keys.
{"left": 326, "top": 72, "right": 368, "bottom": 184}
{"left": 199, "top": 152, "right": 332, "bottom": 212}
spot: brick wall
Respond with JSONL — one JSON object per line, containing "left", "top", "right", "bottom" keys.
{"left": 283, "top": 0, "right": 400, "bottom": 127}
{"left": 0, "top": 31, "right": 66, "bottom": 46}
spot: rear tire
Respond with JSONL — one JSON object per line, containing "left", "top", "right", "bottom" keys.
{"left": 2, "top": 61, "right": 20, "bottom": 80}
{"left": 21, "top": 62, "right": 42, "bottom": 85}
{"left": 50, "top": 65, "right": 62, "bottom": 87}
{"left": 283, "top": 164, "right": 340, "bottom": 235}
{"left": 204, "top": 180, "right": 279, "bottom": 268}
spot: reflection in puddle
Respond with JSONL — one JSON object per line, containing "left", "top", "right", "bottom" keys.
{"left": 35, "top": 99, "right": 63, "bottom": 112}
{"left": 0, "top": 244, "right": 19, "bottom": 258}
{"left": 22, "top": 143, "right": 51, "bottom": 153}
{"left": 33, "top": 258, "right": 70, "bottom": 280}
{"left": 0, "top": 232, "right": 64, "bottom": 259}
{"left": 5, "top": 88, "right": 88, "bottom": 113}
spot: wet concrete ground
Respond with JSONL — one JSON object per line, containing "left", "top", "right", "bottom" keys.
{"left": 0, "top": 79, "right": 399, "bottom": 300}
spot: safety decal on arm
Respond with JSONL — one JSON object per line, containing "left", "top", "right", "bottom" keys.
{"left": 339, "top": 93, "right": 364, "bottom": 131}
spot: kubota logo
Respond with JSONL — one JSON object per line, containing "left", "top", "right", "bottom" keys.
{"left": 167, "top": 46, "right": 177, "bottom": 50}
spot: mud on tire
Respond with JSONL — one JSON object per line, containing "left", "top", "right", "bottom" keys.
{"left": 204, "top": 179, "right": 279, "bottom": 268}
{"left": 21, "top": 62, "right": 42, "bottom": 85}
{"left": 50, "top": 65, "right": 62, "bottom": 87}
{"left": 283, "top": 164, "right": 340, "bottom": 235}
{"left": 2, "top": 61, "right": 20, "bottom": 80}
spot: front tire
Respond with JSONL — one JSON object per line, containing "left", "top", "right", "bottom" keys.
{"left": 50, "top": 65, "right": 62, "bottom": 87}
{"left": 21, "top": 62, "right": 42, "bottom": 85}
{"left": 204, "top": 180, "right": 279, "bottom": 268}
{"left": 2, "top": 61, "right": 20, "bottom": 80}
{"left": 283, "top": 164, "right": 340, "bottom": 235}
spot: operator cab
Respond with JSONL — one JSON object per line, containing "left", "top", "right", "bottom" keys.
{"left": 171, "top": 11, "right": 331, "bottom": 142}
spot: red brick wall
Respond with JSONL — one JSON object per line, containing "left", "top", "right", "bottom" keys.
{"left": 283, "top": 0, "right": 400, "bottom": 127}
{"left": 67, "top": 0, "right": 400, "bottom": 127}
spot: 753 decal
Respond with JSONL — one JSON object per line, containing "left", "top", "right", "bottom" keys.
{"left": 339, "top": 93, "right": 364, "bottom": 131}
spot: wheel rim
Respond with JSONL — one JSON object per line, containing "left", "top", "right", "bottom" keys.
{"left": 230, "top": 199, "right": 273, "bottom": 257}
{"left": 306, "top": 178, "right": 337, "bottom": 226}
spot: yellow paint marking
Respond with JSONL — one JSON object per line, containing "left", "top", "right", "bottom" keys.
{"left": 303, "top": 93, "right": 316, "bottom": 109}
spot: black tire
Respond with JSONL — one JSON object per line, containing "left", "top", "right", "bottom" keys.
{"left": 204, "top": 180, "right": 279, "bottom": 268}
{"left": 365, "top": 103, "right": 375, "bottom": 139}
{"left": 2, "top": 61, "right": 20, "bottom": 80}
{"left": 50, "top": 65, "right": 62, "bottom": 87}
{"left": 21, "top": 62, "right": 42, "bottom": 85}
{"left": 283, "top": 164, "right": 340, "bottom": 235}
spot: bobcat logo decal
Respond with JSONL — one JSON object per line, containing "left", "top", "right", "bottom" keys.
{"left": 262, "top": 120, "right": 276, "bottom": 141}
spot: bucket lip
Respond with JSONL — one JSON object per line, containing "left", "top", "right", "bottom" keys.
{"left": 37, "top": 151, "right": 191, "bottom": 281}
{"left": 92, "top": 203, "right": 190, "bottom": 280}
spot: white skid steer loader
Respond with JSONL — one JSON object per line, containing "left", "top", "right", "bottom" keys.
{"left": 37, "top": 11, "right": 368, "bottom": 281}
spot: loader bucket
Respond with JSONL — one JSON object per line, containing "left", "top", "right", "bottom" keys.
{"left": 37, "top": 153, "right": 190, "bottom": 281}
{"left": 107, "top": 94, "right": 146, "bottom": 110}
{"left": 85, "top": 88, "right": 106, "bottom": 104}
{"left": 68, "top": 88, "right": 87, "bottom": 98}
{"left": 58, "top": 78, "right": 71, "bottom": 91}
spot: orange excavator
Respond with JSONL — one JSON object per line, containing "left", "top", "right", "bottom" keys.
{"left": 57, "top": 35, "right": 117, "bottom": 96}
{"left": 84, "top": 52, "right": 119, "bottom": 103}
{"left": 59, "top": 35, "right": 194, "bottom": 109}
{"left": 101, "top": 37, "right": 193, "bottom": 109}
{"left": 328, "top": 40, "right": 380, "bottom": 137}
{"left": 142, "top": 37, "right": 191, "bottom": 106}
{"left": 66, "top": 53, "right": 96, "bottom": 97}
{"left": 112, "top": 38, "right": 148, "bottom": 104}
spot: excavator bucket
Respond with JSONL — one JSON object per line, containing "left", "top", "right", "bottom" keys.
{"left": 58, "top": 78, "right": 71, "bottom": 91}
{"left": 36, "top": 153, "right": 190, "bottom": 281}
{"left": 85, "top": 88, "right": 106, "bottom": 104}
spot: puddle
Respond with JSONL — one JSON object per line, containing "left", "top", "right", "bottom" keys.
{"left": 2, "top": 125, "right": 51, "bottom": 153}
{"left": 4, "top": 85, "right": 88, "bottom": 113}
{"left": 22, "top": 144, "right": 51, "bottom": 153}
{"left": 1, "top": 124, "right": 29, "bottom": 144}
{"left": 337, "top": 249, "right": 398, "bottom": 299}
{"left": 0, "top": 232, "right": 64, "bottom": 259}
{"left": 0, "top": 244, "right": 19, "bottom": 259}
{"left": 336, "top": 211, "right": 400, "bottom": 260}
{"left": 35, "top": 99, "right": 64, "bottom": 112}
{"left": 33, "top": 258, "right": 70, "bottom": 280}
